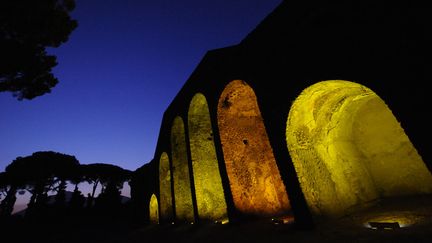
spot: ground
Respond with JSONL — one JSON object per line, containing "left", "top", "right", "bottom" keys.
{"left": 2, "top": 195, "right": 431, "bottom": 243}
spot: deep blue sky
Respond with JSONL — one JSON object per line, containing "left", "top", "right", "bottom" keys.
{"left": 0, "top": 0, "right": 282, "bottom": 172}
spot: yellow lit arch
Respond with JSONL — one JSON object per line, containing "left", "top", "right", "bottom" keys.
{"left": 149, "top": 194, "right": 159, "bottom": 224}
{"left": 286, "top": 80, "right": 432, "bottom": 217}
{"left": 217, "top": 80, "right": 291, "bottom": 217}
{"left": 171, "top": 116, "right": 195, "bottom": 222}
{"left": 159, "top": 152, "right": 173, "bottom": 222}
{"left": 188, "top": 93, "right": 228, "bottom": 222}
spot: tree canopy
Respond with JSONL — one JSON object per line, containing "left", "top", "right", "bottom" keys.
{"left": 5, "top": 151, "right": 80, "bottom": 210}
{"left": 0, "top": 172, "right": 9, "bottom": 199}
{"left": 81, "top": 163, "right": 131, "bottom": 200}
{"left": 0, "top": 151, "right": 132, "bottom": 218}
{"left": 0, "top": 0, "right": 78, "bottom": 100}
{"left": 6, "top": 151, "right": 80, "bottom": 185}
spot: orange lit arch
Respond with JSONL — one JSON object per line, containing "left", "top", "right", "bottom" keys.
{"left": 171, "top": 116, "right": 195, "bottom": 222}
{"left": 217, "top": 80, "right": 291, "bottom": 217}
{"left": 286, "top": 80, "right": 432, "bottom": 217}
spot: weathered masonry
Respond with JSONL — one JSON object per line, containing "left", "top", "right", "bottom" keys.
{"left": 147, "top": 0, "right": 432, "bottom": 227}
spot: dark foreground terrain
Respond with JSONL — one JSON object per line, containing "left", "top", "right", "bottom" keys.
{"left": 2, "top": 195, "right": 431, "bottom": 243}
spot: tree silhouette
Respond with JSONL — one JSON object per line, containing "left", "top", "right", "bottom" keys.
{"left": 96, "top": 181, "right": 122, "bottom": 211}
{"left": 0, "top": 0, "right": 78, "bottom": 100}
{"left": 1, "top": 154, "right": 132, "bottom": 222}
{"left": 68, "top": 164, "right": 85, "bottom": 209}
{"left": 0, "top": 172, "right": 17, "bottom": 217}
{"left": 69, "top": 185, "right": 85, "bottom": 210}
{"left": 0, "top": 172, "right": 7, "bottom": 201}
{"left": 51, "top": 154, "right": 80, "bottom": 207}
{"left": 87, "top": 163, "right": 130, "bottom": 221}
{"left": 82, "top": 163, "right": 131, "bottom": 207}
{"left": 81, "top": 164, "right": 103, "bottom": 206}
{"left": 0, "top": 166, "right": 30, "bottom": 217}
{"left": 69, "top": 164, "right": 85, "bottom": 192}
{"left": 4, "top": 151, "right": 80, "bottom": 215}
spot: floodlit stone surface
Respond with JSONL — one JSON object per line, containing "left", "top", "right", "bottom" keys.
{"left": 188, "top": 93, "right": 228, "bottom": 222}
{"left": 217, "top": 80, "right": 291, "bottom": 216}
{"left": 159, "top": 152, "right": 173, "bottom": 222}
{"left": 286, "top": 80, "right": 432, "bottom": 217}
{"left": 149, "top": 194, "right": 159, "bottom": 224}
{"left": 171, "top": 116, "right": 195, "bottom": 222}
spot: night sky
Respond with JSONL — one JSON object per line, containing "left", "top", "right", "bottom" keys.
{"left": 0, "top": 0, "right": 282, "bottom": 173}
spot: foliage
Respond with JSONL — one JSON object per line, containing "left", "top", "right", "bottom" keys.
{"left": 6, "top": 151, "right": 79, "bottom": 187}
{"left": 82, "top": 163, "right": 131, "bottom": 201}
{"left": 0, "top": 172, "right": 8, "bottom": 199}
{"left": 5, "top": 151, "right": 80, "bottom": 213}
{"left": 1, "top": 151, "right": 132, "bottom": 218}
{"left": 0, "top": 0, "right": 77, "bottom": 100}
{"left": 0, "top": 172, "right": 17, "bottom": 217}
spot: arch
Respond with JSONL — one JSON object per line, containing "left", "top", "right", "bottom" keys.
{"left": 188, "top": 93, "right": 228, "bottom": 222}
{"left": 171, "top": 116, "right": 195, "bottom": 222}
{"left": 286, "top": 80, "right": 432, "bottom": 217}
{"left": 159, "top": 152, "right": 173, "bottom": 222}
{"left": 149, "top": 194, "right": 159, "bottom": 224}
{"left": 217, "top": 80, "right": 291, "bottom": 217}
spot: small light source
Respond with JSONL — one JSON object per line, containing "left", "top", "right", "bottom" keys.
{"left": 272, "top": 215, "right": 295, "bottom": 225}
{"left": 368, "top": 222, "right": 400, "bottom": 230}
{"left": 171, "top": 222, "right": 175, "bottom": 225}
{"left": 215, "top": 218, "right": 229, "bottom": 224}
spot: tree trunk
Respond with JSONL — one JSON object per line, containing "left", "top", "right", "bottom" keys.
{"left": 91, "top": 180, "right": 99, "bottom": 199}
{"left": 0, "top": 185, "right": 17, "bottom": 217}
{"left": 28, "top": 182, "right": 44, "bottom": 207}
{"left": 55, "top": 179, "right": 67, "bottom": 206}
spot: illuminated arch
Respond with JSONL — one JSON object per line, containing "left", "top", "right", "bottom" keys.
{"left": 159, "top": 152, "right": 173, "bottom": 221}
{"left": 217, "top": 80, "right": 291, "bottom": 216}
{"left": 171, "top": 116, "right": 195, "bottom": 222}
{"left": 188, "top": 93, "right": 228, "bottom": 222}
{"left": 149, "top": 194, "right": 159, "bottom": 224}
{"left": 286, "top": 80, "right": 432, "bottom": 217}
